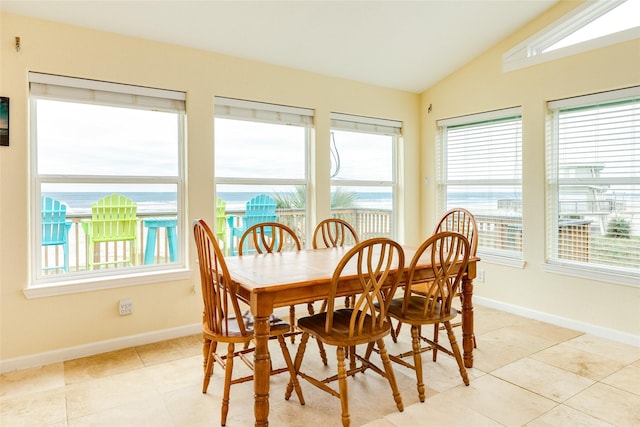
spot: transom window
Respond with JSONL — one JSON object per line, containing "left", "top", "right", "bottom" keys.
{"left": 438, "top": 108, "right": 523, "bottom": 263}
{"left": 545, "top": 86, "right": 640, "bottom": 286}
{"left": 29, "top": 73, "right": 186, "bottom": 291}
{"left": 504, "top": 0, "right": 640, "bottom": 71}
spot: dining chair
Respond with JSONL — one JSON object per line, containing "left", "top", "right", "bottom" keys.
{"left": 193, "top": 219, "right": 304, "bottom": 426}
{"left": 228, "top": 194, "right": 278, "bottom": 255}
{"left": 312, "top": 218, "right": 360, "bottom": 308}
{"left": 41, "top": 196, "right": 72, "bottom": 272}
{"left": 312, "top": 219, "right": 358, "bottom": 315}
{"left": 391, "top": 207, "right": 478, "bottom": 359}
{"left": 239, "top": 222, "right": 302, "bottom": 342}
{"left": 238, "top": 221, "right": 301, "bottom": 255}
{"left": 384, "top": 231, "right": 471, "bottom": 402}
{"left": 312, "top": 218, "right": 359, "bottom": 250}
{"left": 310, "top": 218, "right": 361, "bottom": 365}
{"left": 286, "top": 238, "right": 405, "bottom": 427}
{"left": 81, "top": 194, "right": 138, "bottom": 270}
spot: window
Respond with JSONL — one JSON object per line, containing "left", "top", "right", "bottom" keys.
{"left": 437, "top": 108, "right": 523, "bottom": 263}
{"left": 29, "top": 73, "right": 186, "bottom": 290}
{"left": 504, "top": 0, "right": 640, "bottom": 71}
{"left": 214, "top": 97, "right": 312, "bottom": 250}
{"left": 545, "top": 86, "right": 640, "bottom": 285}
{"left": 329, "top": 113, "right": 400, "bottom": 240}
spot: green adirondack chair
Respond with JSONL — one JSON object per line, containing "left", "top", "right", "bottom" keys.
{"left": 81, "top": 194, "right": 138, "bottom": 270}
{"left": 216, "top": 197, "right": 229, "bottom": 255}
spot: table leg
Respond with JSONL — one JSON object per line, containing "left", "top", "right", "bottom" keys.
{"left": 253, "top": 313, "right": 271, "bottom": 426}
{"left": 461, "top": 276, "right": 474, "bottom": 368}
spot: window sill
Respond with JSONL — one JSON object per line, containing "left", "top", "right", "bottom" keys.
{"left": 23, "top": 268, "right": 193, "bottom": 299}
{"left": 542, "top": 262, "right": 639, "bottom": 288}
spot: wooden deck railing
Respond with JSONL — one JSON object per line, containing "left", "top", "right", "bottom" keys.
{"left": 41, "top": 212, "right": 177, "bottom": 274}
{"left": 42, "top": 209, "right": 592, "bottom": 273}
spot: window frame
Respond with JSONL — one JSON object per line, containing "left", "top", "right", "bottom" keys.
{"left": 329, "top": 112, "right": 401, "bottom": 240}
{"left": 26, "top": 73, "right": 188, "bottom": 297}
{"left": 214, "top": 97, "right": 313, "bottom": 247}
{"left": 544, "top": 86, "right": 640, "bottom": 287}
{"left": 437, "top": 107, "right": 524, "bottom": 266}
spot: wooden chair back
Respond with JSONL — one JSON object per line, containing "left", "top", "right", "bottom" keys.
{"left": 193, "top": 219, "right": 248, "bottom": 338}
{"left": 239, "top": 222, "right": 301, "bottom": 255}
{"left": 312, "top": 218, "right": 359, "bottom": 249}
{"left": 402, "top": 231, "right": 470, "bottom": 319}
{"left": 434, "top": 208, "right": 478, "bottom": 256}
{"left": 324, "top": 238, "right": 404, "bottom": 338}
{"left": 228, "top": 194, "right": 279, "bottom": 255}
{"left": 243, "top": 194, "right": 278, "bottom": 229}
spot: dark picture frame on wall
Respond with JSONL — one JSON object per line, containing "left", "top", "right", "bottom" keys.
{"left": 0, "top": 97, "right": 9, "bottom": 146}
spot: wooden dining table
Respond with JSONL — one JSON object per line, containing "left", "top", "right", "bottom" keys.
{"left": 224, "top": 245, "right": 479, "bottom": 427}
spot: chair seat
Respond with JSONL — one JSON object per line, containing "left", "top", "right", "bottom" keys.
{"left": 297, "top": 308, "right": 391, "bottom": 347}
{"left": 203, "top": 312, "right": 292, "bottom": 341}
{"left": 386, "top": 295, "right": 458, "bottom": 326}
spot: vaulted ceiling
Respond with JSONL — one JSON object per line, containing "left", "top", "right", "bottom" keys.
{"left": 1, "top": 0, "right": 558, "bottom": 93}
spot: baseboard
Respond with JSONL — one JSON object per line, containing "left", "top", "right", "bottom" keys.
{"left": 475, "top": 297, "right": 640, "bottom": 347}
{"left": 0, "top": 323, "right": 201, "bottom": 374}
{"left": 4, "top": 300, "right": 638, "bottom": 374}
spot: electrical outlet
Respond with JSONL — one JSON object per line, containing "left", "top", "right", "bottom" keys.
{"left": 476, "top": 269, "right": 485, "bottom": 283}
{"left": 119, "top": 298, "right": 133, "bottom": 315}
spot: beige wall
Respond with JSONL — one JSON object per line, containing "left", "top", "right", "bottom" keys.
{"left": 2, "top": 1, "right": 639, "bottom": 368}
{"left": 421, "top": 1, "right": 640, "bottom": 339}
{"left": 0, "top": 12, "right": 420, "bottom": 365}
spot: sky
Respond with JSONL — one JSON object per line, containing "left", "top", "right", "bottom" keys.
{"left": 36, "top": 101, "right": 395, "bottom": 195}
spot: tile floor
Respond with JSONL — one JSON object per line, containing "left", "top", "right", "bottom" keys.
{"left": 1, "top": 305, "right": 639, "bottom": 426}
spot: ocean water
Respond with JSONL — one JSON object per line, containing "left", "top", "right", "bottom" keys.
{"left": 43, "top": 191, "right": 398, "bottom": 214}
{"left": 43, "top": 191, "right": 528, "bottom": 214}
{"left": 43, "top": 192, "right": 178, "bottom": 215}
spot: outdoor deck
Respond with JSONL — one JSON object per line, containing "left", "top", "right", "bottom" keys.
{"left": 41, "top": 208, "right": 600, "bottom": 273}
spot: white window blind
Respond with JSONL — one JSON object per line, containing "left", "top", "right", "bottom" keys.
{"left": 29, "top": 72, "right": 185, "bottom": 112}
{"left": 438, "top": 107, "right": 523, "bottom": 259}
{"left": 546, "top": 86, "right": 640, "bottom": 280}
{"left": 214, "top": 96, "right": 313, "bottom": 127}
{"left": 330, "top": 112, "right": 402, "bottom": 136}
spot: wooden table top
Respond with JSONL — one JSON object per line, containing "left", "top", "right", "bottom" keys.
{"left": 224, "top": 246, "right": 478, "bottom": 310}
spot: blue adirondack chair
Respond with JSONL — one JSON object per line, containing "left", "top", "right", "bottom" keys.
{"left": 41, "top": 197, "right": 72, "bottom": 272}
{"left": 227, "top": 194, "right": 278, "bottom": 255}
